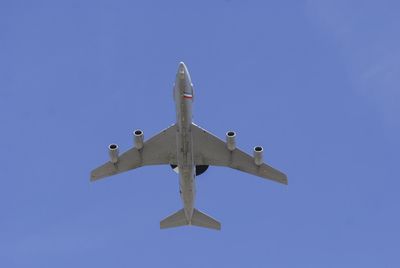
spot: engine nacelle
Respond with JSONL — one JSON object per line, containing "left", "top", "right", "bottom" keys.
{"left": 134, "top": 129, "right": 144, "bottom": 149}
{"left": 226, "top": 131, "right": 236, "bottom": 151}
{"left": 253, "top": 146, "right": 263, "bottom": 166}
{"left": 108, "top": 144, "right": 119, "bottom": 163}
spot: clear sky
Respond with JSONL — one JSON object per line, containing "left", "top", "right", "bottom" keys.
{"left": 1, "top": 0, "right": 399, "bottom": 267}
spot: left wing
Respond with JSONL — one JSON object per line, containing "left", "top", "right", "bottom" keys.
{"left": 191, "top": 123, "right": 287, "bottom": 185}
{"left": 91, "top": 124, "right": 177, "bottom": 181}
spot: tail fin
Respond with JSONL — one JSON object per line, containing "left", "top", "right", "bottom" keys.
{"left": 159, "top": 208, "right": 221, "bottom": 230}
{"left": 191, "top": 209, "right": 221, "bottom": 230}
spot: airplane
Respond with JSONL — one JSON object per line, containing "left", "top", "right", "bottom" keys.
{"left": 90, "top": 62, "right": 287, "bottom": 230}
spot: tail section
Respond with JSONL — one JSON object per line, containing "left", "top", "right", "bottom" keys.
{"left": 160, "top": 208, "right": 221, "bottom": 230}
{"left": 191, "top": 209, "right": 221, "bottom": 230}
{"left": 160, "top": 209, "right": 187, "bottom": 229}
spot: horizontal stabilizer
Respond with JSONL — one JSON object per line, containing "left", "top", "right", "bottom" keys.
{"left": 160, "top": 209, "right": 187, "bottom": 229}
{"left": 160, "top": 208, "right": 221, "bottom": 230}
{"left": 191, "top": 209, "right": 221, "bottom": 230}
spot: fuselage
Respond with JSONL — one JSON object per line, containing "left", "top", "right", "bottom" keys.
{"left": 173, "top": 62, "right": 195, "bottom": 222}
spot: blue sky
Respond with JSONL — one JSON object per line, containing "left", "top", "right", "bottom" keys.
{"left": 1, "top": 0, "right": 399, "bottom": 267}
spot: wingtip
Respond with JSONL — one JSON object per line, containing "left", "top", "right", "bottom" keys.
{"left": 90, "top": 172, "right": 97, "bottom": 182}
{"left": 282, "top": 174, "right": 288, "bottom": 185}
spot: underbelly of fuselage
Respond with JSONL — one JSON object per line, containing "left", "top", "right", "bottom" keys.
{"left": 176, "top": 102, "right": 195, "bottom": 220}
{"left": 177, "top": 124, "right": 195, "bottom": 214}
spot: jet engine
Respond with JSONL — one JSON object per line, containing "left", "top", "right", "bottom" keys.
{"left": 226, "top": 131, "right": 236, "bottom": 151}
{"left": 253, "top": 146, "right": 263, "bottom": 166}
{"left": 108, "top": 144, "right": 119, "bottom": 163}
{"left": 134, "top": 129, "right": 144, "bottom": 149}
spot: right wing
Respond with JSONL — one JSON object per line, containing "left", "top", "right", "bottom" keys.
{"left": 90, "top": 124, "right": 177, "bottom": 181}
{"left": 192, "top": 123, "right": 287, "bottom": 185}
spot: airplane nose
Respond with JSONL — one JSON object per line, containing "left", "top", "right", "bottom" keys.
{"left": 178, "top": 62, "right": 186, "bottom": 77}
{"left": 179, "top": 62, "right": 185, "bottom": 72}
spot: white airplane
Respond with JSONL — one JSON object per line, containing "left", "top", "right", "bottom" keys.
{"left": 90, "top": 62, "right": 287, "bottom": 230}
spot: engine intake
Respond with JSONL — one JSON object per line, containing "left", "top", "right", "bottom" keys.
{"left": 253, "top": 146, "right": 263, "bottom": 166}
{"left": 108, "top": 144, "right": 119, "bottom": 163}
{"left": 226, "top": 131, "right": 236, "bottom": 151}
{"left": 134, "top": 129, "right": 144, "bottom": 149}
